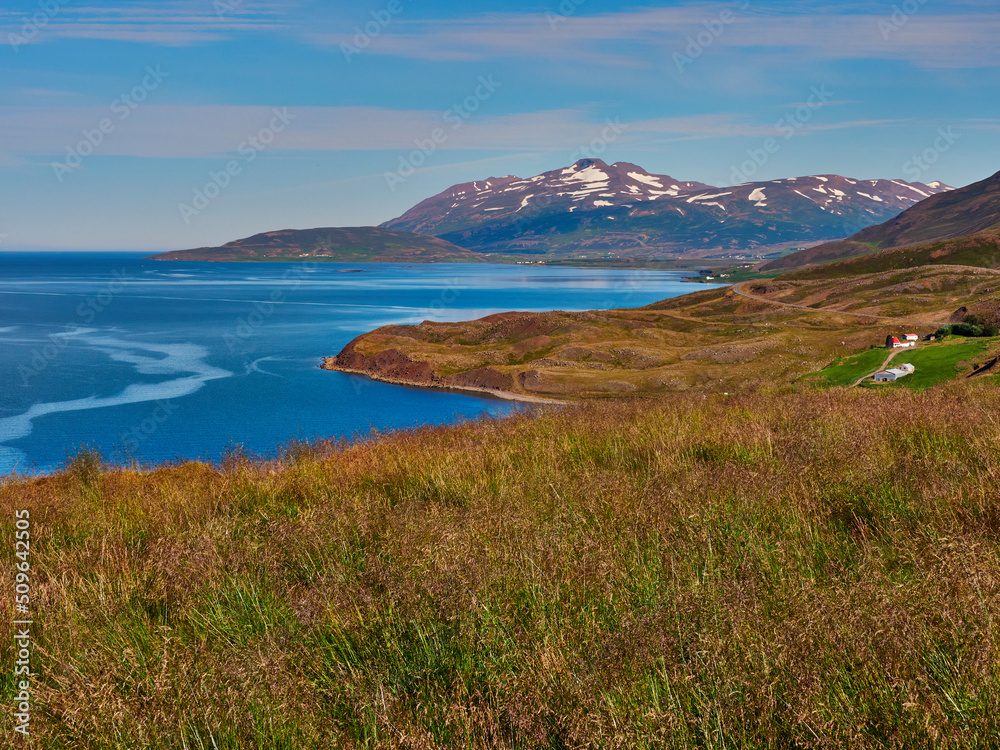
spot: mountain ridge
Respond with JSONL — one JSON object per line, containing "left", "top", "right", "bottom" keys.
{"left": 382, "top": 158, "right": 952, "bottom": 259}
{"left": 763, "top": 170, "right": 1000, "bottom": 271}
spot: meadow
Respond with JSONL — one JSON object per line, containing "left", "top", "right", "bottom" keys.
{"left": 859, "top": 338, "right": 994, "bottom": 391}
{"left": 2, "top": 385, "right": 999, "bottom": 748}
{"left": 799, "top": 347, "right": 889, "bottom": 387}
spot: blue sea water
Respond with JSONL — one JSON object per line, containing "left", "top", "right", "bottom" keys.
{"left": 0, "top": 252, "right": 718, "bottom": 475}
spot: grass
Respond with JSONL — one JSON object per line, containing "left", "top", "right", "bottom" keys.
{"left": 801, "top": 347, "right": 889, "bottom": 387}
{"left": 3, "top": 386, "right": 1000, "bottom": 747}
{"left": 861, "top": 338, "right": 996, "bottom": 391}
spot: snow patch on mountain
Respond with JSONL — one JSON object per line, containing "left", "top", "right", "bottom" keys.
{"left": 857, "top": 192, "right": 884, "bottom": 202}
{"left": 566, "top": 165, "right": 609, "bottom": 184}
{"left": 892, "top": 180, "right": 931, "bottom": 198}
{"left": 628, "top": 171, "right": 663, "bottom": 188}
{"left": 687, "top": 192, "right": 733, "bottom": 204}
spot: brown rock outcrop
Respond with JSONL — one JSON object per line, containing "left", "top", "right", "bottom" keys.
{"left": 324, "top": 339, "right": 514, "bottom": 394}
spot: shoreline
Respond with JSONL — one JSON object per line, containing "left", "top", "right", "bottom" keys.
{"left": 148, "top": 254, "right": 725, "bottom": 276}
{"left": 321, "top": 361, "right": 568, "bottom": 406}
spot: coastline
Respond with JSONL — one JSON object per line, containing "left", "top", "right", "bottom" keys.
{"left": 321, "top": 360, "right": 568, "bottom": 405}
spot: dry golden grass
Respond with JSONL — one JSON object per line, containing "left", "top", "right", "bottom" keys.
{"left": 2, "top": 384, "right": 1000, "bottom": 747}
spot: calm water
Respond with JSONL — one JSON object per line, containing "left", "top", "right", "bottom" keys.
{"left": 0, "top": 252, "right": 717, "bottom": 475}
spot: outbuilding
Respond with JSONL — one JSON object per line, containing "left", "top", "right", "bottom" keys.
{"left": 873, "top": 363, "right": 915, "bottom": 382}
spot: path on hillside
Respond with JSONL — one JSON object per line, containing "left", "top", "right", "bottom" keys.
{"left": 851, "top": 349, "right": 905, "bottom": 387}
{"left": 730, "top": 282, "right": 941, "bottom": 326}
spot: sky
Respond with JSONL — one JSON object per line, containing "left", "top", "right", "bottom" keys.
{"left": 0, "top": 0, "right": 997, "bottom": 250}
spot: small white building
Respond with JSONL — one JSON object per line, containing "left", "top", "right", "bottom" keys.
{"left": 873, "top": 363, "right": 915, "bottom": 382}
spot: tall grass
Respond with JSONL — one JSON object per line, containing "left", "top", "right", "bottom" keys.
{"left": 2, "top": 385, "right": 1000, "bottom": 748}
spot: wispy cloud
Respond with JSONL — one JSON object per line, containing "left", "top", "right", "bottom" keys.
{"left": 0, "top": 104, "right": 950, "bottom": 164}
{"left": 1, "top": 0, "right": 293, "bottom": 47}
{"left": 4, "top": 2, "right": 994, "bottom": 70}
{"left": 304, "top": 6, "right": 1000, "bottom": 70}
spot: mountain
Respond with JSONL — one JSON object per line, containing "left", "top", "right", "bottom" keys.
{"left": 763, "top": 170, "right": 1000, "bottom": 271}
{"left": 149, "top": 227, "right": 479, "bottom": 263}
{"left": 383, "top": 160, "right": 712, "bottom": 236}
{"left": 381, "top": 159, "right": 952, "bottom": 259}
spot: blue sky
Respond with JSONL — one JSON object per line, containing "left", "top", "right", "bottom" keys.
{"left": 0, "top": 0, "right": 997, "bottom": 250}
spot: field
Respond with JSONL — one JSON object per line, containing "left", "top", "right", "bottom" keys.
{"left": 799, "top": 347, "right": 888, "bottom": 387}
{"left": 861, "top": 338, "right": 995, "bottom": 391}
{"left": 3, "top": 387, "right": 1000, "bottom": 748}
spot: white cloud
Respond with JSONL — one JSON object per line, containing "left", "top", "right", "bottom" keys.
{"left": 0, "top": 104, "right": 955, "bottom": 163}
{"left": 305, "top": 6, "right": 1000, "bottom": 70}
{"left": 4, "top": 2, "right": 995, "bottom": 69}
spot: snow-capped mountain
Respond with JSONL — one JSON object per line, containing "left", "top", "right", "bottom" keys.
{"left": 382, "top": 159, "right": 953, "bottom": 258}
{"left": 763, "top": 169, "right": 1000, "bottom": 271}
{"left": 385, "top": 159, "right": 711, "bottom": 236}
{"left": 676, "top": 174, "right": 950, "bottom": 218}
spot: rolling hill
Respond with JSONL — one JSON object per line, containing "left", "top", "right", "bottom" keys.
{"left": 382, "top": 159, "right": 951, "bottom": 259}
{"left": 763, "top": 170, "right": 1000, "bottom": 271}
{"left": 323, "top": 263, "right": 1000, "bottom": 399}
{"left": 149, "top": 227, "right": 480, "bottom": 263}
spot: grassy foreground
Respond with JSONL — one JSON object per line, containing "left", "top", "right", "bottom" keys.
{"left": 3, "top": 387, "right": 1000, "bottom": 748}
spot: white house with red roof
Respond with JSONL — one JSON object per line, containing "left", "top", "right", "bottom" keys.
{"left": 885, "top": 335, "right": 915, "bottom": 349}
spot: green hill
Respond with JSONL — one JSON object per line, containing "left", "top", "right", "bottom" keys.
{"left": 149, "top": 226, "right": 481, "bottom": 263}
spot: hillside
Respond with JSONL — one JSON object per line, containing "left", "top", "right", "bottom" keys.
{"left": 4, "top": 386, "right": 1000, "bottom": 747}
{"left": 382, "top": 159, "right": 951, "bottom": 259}
{"left": 783, "top": 230, "right": 1000, "bottom": 281}
{"left": 149, "top": 227, "right": 480, "bottom": 263}
{"left": 323, "top": 265, "right": 1000, "bottom": 399}
{"left": 763, "top": 170, "right": 1000, "bottom": 271}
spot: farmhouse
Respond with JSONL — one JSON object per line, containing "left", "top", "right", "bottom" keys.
{"left": 903, "top": 334, "right": 919, "bottom": 342}
{"left": 873, "top": 363, "right": 915, "bottom": 382}
{"left": 885, "top": 335, "right": 915, "bottom": 349}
